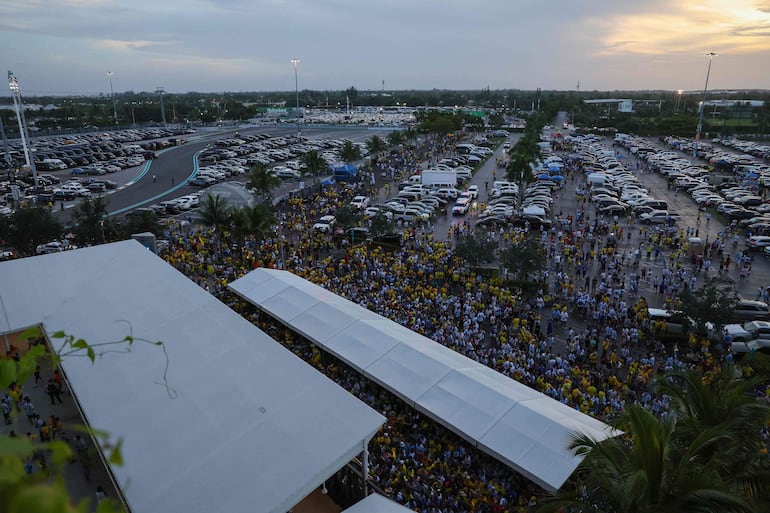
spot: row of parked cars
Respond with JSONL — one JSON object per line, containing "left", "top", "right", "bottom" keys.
{"left": 198, "top": 133, "right": 368, "bottom": 177}
{"left": 3, "top": 127, "right": 192, "bottom": 172}
{"left": 2, "top": 127, "right": 194, "bottom": 211}
{"left": 613, "top": 135, "right": 770, "bottom": 235}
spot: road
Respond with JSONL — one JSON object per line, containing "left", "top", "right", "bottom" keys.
{"left": 49, "top": 125, "right": 394, "bottom": 219}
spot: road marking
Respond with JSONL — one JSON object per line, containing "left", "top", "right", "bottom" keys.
{"left": 125, "top": 160, "right": 153, "bottom": 186}
{"left": 107, "top": 151, "right": 203, "bottom": 217}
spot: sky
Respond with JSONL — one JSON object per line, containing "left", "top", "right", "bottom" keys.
{"left": 2, "top": 0, "right": 770, "bottom": 96}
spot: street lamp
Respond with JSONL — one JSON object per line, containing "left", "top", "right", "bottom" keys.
{"left": 694, "top": 52, "right": 717, "bottom": 157}
{"left": 290, "top": 58, "right": 300, "bottom": 138}
{"left": 7, "top": 70, "right": 38, "bottom": 188}
{"left": 674, "top": 89, "right": 684, "bottom": 115}
{"left": 107, "top": 71, "right": 118, "bottom": 125}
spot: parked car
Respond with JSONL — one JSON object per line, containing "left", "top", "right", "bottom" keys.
{"left": 36, "top": 241, "right": 76, "bottom": 255}
{"left": 451, "top": 198, "right": 471, "bottom": 215}
{"left": 350, "top": 196, "right": 370, "bottom": 209}
{"left": 313, "top": 215, "right": 336, "bottom": 232}
{"left": 723, "top": 320, "right": 770, "bottom": 344}
{"left": 732, "top": 299, "right": 770, "bottom": 322}
{"left": 745, "top": 235, "right": 770, "bottom": 250}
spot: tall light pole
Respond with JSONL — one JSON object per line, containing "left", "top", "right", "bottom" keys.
{"left": 674, "top": 89, "right": 683, "bottom": 114}
{"left": 107, "top": 71, "right": 118, "bottom": 125}
{"left": 694, "top": 52, "right": 716, "bottom": 157}
{"left": 157, "top": 87, "right": 167, "bottom": 125}
{"left": 290, "top": 58, "right": 300, "bottom": 138}
{"left": 7, "top": 71, "right": 38, "bottom": 188}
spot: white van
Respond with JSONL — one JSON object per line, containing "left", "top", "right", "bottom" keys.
{"left": 42, "top": 158, "right": 67, "bottom": 170}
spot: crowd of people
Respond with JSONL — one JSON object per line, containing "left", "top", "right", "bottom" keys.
{"left": 153, "top": 134, "right": 770, "bottom": 510}
{"left": 2, "top": 347, "right": 98, "bottom": 483}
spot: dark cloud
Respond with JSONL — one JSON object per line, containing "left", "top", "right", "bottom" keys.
{"left": 730, "top": 23, "right": 770, "bottom": 37}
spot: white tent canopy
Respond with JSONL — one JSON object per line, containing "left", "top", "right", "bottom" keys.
{"left": 0, "top": 241, "right": 385, "bottom": 513}
{"left": 343, "top": 493, "right": 416, "bottom": 513}
{"left": 230, "top": 268, "right": 619, "bottom": 491}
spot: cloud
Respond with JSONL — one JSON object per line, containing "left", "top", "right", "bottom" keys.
{"left": 593, "top": 0, "right": 770, "bottom": 56}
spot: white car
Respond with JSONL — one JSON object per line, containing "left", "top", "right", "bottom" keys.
{"left": 36, "top": 241, "right": 76, "bottom": 255}
{"left": 452, "top": 198, "right": 471, "bottom": 215}
{"left": 273, "top": 167, "right": 300, "bottom": 180}
{"left": 363, "top": 206, "right": 393, "bottom": 220}
{"left": 640, "top": 210, "right": 675, "bottom": 224}
{"left": 350, "top": 196, "right": 370, "bottom": 209}
{"left": 313, "top": 215, "right": 336, "bottom": 232}
{"left": 467, "top": 185, "right": 479, "bottom": 199}
{"left": 395, "top": 208, "right": 429, "bottom": 223}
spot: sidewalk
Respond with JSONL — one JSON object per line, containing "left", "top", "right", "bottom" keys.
{"left": 2, "top": 328, "right": 120, "bottom": 511}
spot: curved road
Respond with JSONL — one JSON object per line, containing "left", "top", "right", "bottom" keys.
{"left": 102, "top": 126, "right": 387, "bottom": 217}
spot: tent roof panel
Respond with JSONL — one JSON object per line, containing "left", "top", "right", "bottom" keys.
{"left": 343, "top": 493, "right": 416, "bottom": 513}
{"left": 0, "top": 242, "right": 385, "bottom": 513}
{"left": 324, "top": 320, "right": 407, "bottom": 370}
{"left": 228, "top": 268, "right": 618, "bottom": 492}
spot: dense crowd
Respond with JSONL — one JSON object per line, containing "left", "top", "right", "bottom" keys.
{"left": 156, "top": 135, "right": 768, "bottom": 511}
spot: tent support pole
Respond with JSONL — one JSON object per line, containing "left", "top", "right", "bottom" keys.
{"left": 362, "top": 441, "right": 369, "bottom": 497}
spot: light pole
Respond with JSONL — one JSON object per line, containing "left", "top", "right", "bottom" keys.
{"left": 674, "top": 89, "right": 683, "bottom": 114}
{"left": 694, "top": 52, "right": 716, "bottom": 157}
{"left": 107, "top": 71, "right": 118, "bottom": 125}
{"left": 7, "top": 71, "right": 38, "bottom": 188}
{"left": 290, "top": 58, "right": 300, "bottom": 138}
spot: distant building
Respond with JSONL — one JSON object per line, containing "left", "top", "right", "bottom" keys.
{"left": 583, "top": 98, "right": 634, "bottom": 113}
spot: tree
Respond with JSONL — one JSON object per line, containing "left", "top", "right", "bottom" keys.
{"left": 551, "top": 404, "right": 758, "bottom": 513}
{"left": 334, "top": 205, "right": 358, "bottom": 233}
{"left": 243, "top": 202, "right": 277, "bottom": 240}
{"left": 230, "top": 205, "right": 250, "bottom": 243}
{"left": 300, "top": 149, "right": 327, "bottom": 179}
{"left": 369, "top": 211, "right": 395, "bottom": 238}
{"left": 415, "top": 111, "right": 464, "bottom": 135}
{"left": 387, "top": 130, "right": 404, "bottom": 147}
{"left": 367, "top": 135, "right": 386, "bottom": 157}
{"left": 505, "top": 151, "right": 535, "bottom": 204}
{"left": 339, "top": 140, "right": 361, "bottom": 163}
{"left": 69, "top": 196, "right": 109, "bottom": 246}
{"left": 246, "top": 163, "right": 281, "bottom": 202}
{"left": 657, "top": 365, "right": 770, "bottom": 500}
{"left": 0, "top": 207, "right": 63, "bottom": 256}
{"left": 676, "top": 276, "right": 740, "bottom": 334}
{"left": 500, "top": 234, "right": 546, "bottom": 284}
{"left": 453, "top": 229, "right": 499, "bottom": 267}
{"left": 119, "top": 210, "right": 161, "bottom": 239}
{"left": 198, "top": 194, "right": 232, "bottom": 235}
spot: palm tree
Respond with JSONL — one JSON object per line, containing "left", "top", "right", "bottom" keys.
{"left": 300, "top": 150, "right": 327, "bottom": 181}
{"left": 198, "top": 193, "right": 232, "bottom": 236}
{"left": 657, "top": 365, "right": 770, "bottom": 499}
{"left": 387, "top": 130, "right": 405, "bottom": 147}
{"left": 367, "top": 134, "right": 386, "bottom": 157}
{"left": 403, "top": 127, "right": 418, "bottom": 141}
{"left": 244, "top": 202, "right": 277, "bottom": 240}
{"left": 506, "top": 150, "right": 535, "bottom": 206}
{"left": 339, "top": 140, "right": 361, "bottom": 163}
{"left": 230, "top": 206, "right": 250, "bottom": 243}
{"left": 69, "top": 195, "right": 109, "bottom": 246}
{"left": 246, "top": 163, "right": 281, "bottom": 202}
{"left": 545, "top": 404, "right": 758, "bottom": 513}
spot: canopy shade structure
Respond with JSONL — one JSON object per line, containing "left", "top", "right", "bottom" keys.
{"left": 0, "top": 241, "right": 385, "bottom": 513}
{"left": 229, "top": 268, "right": 619, "bottom": 491}
{"left": 343, "top": 493, "right": 416, "bottom": 513}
